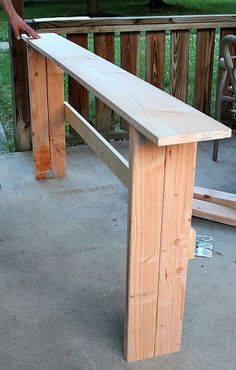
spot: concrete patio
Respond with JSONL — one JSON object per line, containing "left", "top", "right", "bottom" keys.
{"left": 0, "top": 136, "right": 235, "bottom": 370}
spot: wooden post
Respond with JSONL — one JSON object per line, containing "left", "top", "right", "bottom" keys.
{"left": 27, "top": 46, "right": 66, "bottom": 180}
{"left": 125, "top": 127, "right": 197, "bottom": 362}
{"left": 10, "top": 0, "right": 31, "bottom": 151}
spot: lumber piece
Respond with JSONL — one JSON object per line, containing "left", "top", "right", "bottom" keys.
{"left": 46, "top": 59, "right": 66, "bottom": 177}
{"left": 64, "top": 102, "right": 129, "bottom": 187}
{"left": 125, "top": 127, "right": 166, "bottom": 362}
{"left": 30, "top": 15, "right": 236, "bottom": 33}
{"left": 27, "top": 46, "right": 51, "bottom": 180}
{"left": 170, "top": 30, "right": 190, "bottom": 102}
{"left": 188, "top": 227, "right": 196, "bottom": 260}
{"left": 194, "top": 29, "right": 215, "bottom": 114}
{"left": 146, "top": 31, "right": 165, "bottom": 89}
{"left": 22, "top": 33, "right": 231, "bottom": 147}
{"left": 192, "top": 199, "right": 236, "bottom": 227}
{"left": 194, "top": 186, "right": 236, "bottom": 209}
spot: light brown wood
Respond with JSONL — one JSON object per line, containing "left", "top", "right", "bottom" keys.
{"left": 27, "top": 46, "right": 51, "bottom": 180}
{"left": 194, "top": 29, "right": 215, "bottom": 114}
{"left": 193, "top": 199, "right": 236, "bottom": 227}
{"left": 170, "top": 30, "right": 190, "bottom": 102}
{"left": 22, "top": 33, "right": 231, "bottom": 147}
{"left": 65, "top": 102, "right": 129, "bottom": 187}
{"left": 94, "top": 33, "right": 115, "bottom": 134}
{"left": 125, "top": 127, "right": 166, "bottom": 362}
{"left": 155, "top": 142, "right": 197, "bottom": 356}
{"left": 194, "top": 186, "right": 236, "bottom": 209}
{"left": 146, "top": 31, "right": 165, "bottom": 90}
{"left": 46, "top": 59, "right": 66, "bottom": 177}
{"left": 188, "top": 227, "right": 196, "bottom": 260}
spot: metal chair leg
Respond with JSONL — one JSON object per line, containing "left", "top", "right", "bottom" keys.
{"left": 212, "top": 139, "right": 219, "bottom": 161}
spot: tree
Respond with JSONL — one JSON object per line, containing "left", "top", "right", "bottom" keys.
{"left": 87, "top": 0, "right": 99, "bottom": 16}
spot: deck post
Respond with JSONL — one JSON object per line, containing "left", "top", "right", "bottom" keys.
{"left": 27, "top": 46, "right": 66, "bottom": 180}
{"left": 125, "top": 127, "right": 197, "bottom": 362}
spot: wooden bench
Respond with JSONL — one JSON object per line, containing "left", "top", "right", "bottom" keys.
{"left": 23, "top": 33, "right": 231, "bottom": 362}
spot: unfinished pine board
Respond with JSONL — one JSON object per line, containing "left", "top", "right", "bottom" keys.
{"left": 194, "top": 186, "right": 236, "bottom": 209}
{"left": 188, "top": 227, "right": 196, "bottom": 260}
{"left": 65, "top": 102, "right": 129, "bottom": 187}
{"left": 194, "top": 29, "right": 215, "bottom": 115}
{"left": 120, "top": 32, "right": 140, "bottom": 130}
{"left": 155, "top": 142, "right": 197, "bottom": 356}
{"left": 125, "top": 127, "right": 166, "bottom": 362}
{"left": 94, "top": 33, "right": 115, "bottom": 134}
{"left": 193, "top": 199, "right": 236, "bottom": 227}
{"left": 146, "top": 31, "right": 165, "bottom": 90}
{"left": 27, "top": 46, "right": 51, "bottom": 180}
{"left": 46, "top": 59, "right": 66, "bottom": 177}
{"left": 170, "top": 30, "right": 190, "bottom": 102}
{"left": 22, "top": 33, "right": 231, "bottom": 146}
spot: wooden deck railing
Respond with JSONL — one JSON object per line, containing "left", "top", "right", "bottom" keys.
{"left": 22, "top": 33, "right": 231, "bottom": 362}
{"left": 11, "top": 14, "right": 236, "bottom": 150}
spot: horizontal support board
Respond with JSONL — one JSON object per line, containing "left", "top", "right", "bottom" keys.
{"left": 65, "top": 102, "right": 129, "bottom": 187}
{"left": 192, "top": 199, "right": 236, "bottom": 227}
{"left": 194, "top": 186, "right": 236, "bottom": 209}
{"left": 27, "top": 15, "right": 236, "bottom": 33}
{"left": 23, "top": 33, "right": 231, "bottom": 147}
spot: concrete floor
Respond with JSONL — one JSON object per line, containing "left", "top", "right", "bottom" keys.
{"left": 0, "top": 137, "right": 235, "bottom": 370}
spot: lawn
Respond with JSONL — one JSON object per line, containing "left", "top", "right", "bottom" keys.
{"left": 0, "top": 0, "right": 235, "bottom": 150}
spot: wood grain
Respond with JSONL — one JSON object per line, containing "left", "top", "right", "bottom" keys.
{"left": 121, "top": 32, "right": 140, "bottom": 130}
{"left": 10, "top": 0, "right": 31, "bottom": 151}
{"left": 27, "top": 46, "right": 51, "bottom": 180}
{"left": 194, "top": 186, "right": 236, "bottom": 209}
{"left": 125, "top": 127, "right": 166, "bottom": 362}
{"left": 146, "top": 31, "right": 165, "bottom": 90}
{"left": 94, "top": 33, "right": 115, "bottom": 134}
{"left": 194, "top": 29, "right": 215, "bottom": 114}
{"left": 170, "top": 30, "right": 190, "bottom": 102}
{"left": 65, "top": 102, "right": 129, "bottom": 187}
{"left": 23, "top": 33, "right": 231, "bottom": 146}
{"left": 30, "top": 15, "right": 236, "bottom": 34}
{"left": 46, "top": 59, "right": 66, "bottom": 177}
{"left": 193, "top": 199, "right": 236, "bottom": 227}
{"left": 155, "top": 143, "right": 197, "bottom": 356}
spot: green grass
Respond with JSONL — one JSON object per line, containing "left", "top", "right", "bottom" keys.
{"left": 0, "top": 1, "right": 235, "bottom": 150}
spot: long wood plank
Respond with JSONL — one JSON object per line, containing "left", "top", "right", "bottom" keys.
{"left": 193, "top": 199, "right": 236, "bottom": 227}
{"left": 30, "top": 15, "right": 236, "bottom": 33}
{"left": 170, "top": 30, "right": 190, "bottom": 102}
{"left": 64, "top": 102, "right": 129, "bottom": 187}
{"left": 27, "top": 46, "right": 51, "bottom": 180}
{"left": 194, "top": 186, "right": 236, "bottom": 209}
{"left": 194, "top": 29, "right": 215, "bottom": 115}
{"left": 155, "top": 143, "right": 197, "bottom": 356}
{"left": 125, "top": 127, "right": 166, "bottom": 362}
{"left": 22, "top": 33, "right": 231, "bottom": 147}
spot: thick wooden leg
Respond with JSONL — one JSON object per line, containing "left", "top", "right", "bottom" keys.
{"left": 46, "top": 59, "right": 66, "bottom": 177}
{"left": 125, "top": 127, "right": 197, "bottom": 362}
{"left": 27, "top": 46, "right": 66, "bottom": 179}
